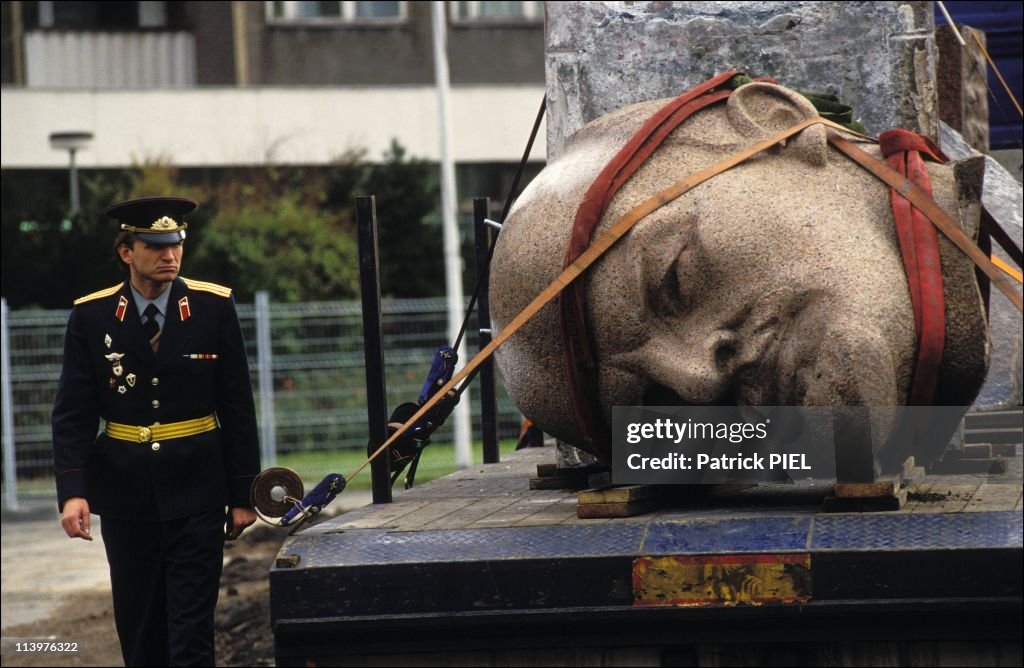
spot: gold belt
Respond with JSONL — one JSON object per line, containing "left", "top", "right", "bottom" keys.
{"left": 105, "top": 414, "right": 218, "bottom": 443}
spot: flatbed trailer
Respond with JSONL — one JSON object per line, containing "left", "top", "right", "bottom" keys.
{"left": 270, "top": 439, "right": 1022, "bottom": 666}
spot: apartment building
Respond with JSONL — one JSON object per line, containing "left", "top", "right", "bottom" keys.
{"left": 1, "top": 1, "right": 547, "bottom": 172}
{"left": 1, "top": 2, "right": 1017, "bottom": 179}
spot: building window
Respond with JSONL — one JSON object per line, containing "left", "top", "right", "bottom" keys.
{"left": 33, "top": 1, "right": 169, "bottom": 29}
{"left": 451, "top": 1, "right": 543, "bottom": 21}
{"left": 266, "top": 1, "right": 406, "bottom": 23}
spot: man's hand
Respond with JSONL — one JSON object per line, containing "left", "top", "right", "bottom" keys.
{"left": 60, "top": 497, "right": 93, "bottom": 541}
{"left": 226, "top": 506, "right": 257, "bottom": 540}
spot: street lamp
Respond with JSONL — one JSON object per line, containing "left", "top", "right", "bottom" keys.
{"left": 49, "top": 131, "right": 94, "bottom": 217}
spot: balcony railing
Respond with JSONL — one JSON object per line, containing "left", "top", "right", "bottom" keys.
{"left": 24, "top": 30, "right": 196, "bottom": 88}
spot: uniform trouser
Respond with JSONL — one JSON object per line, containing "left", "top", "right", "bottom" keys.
{"left": 100, "top": 509, "right": 225, "bottom": 667}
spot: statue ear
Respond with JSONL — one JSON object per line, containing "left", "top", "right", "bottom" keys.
{"left": 727, "top": 82, "right": 828, "bottom": 166}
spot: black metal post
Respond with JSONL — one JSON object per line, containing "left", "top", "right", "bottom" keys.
{"left": 356, "top": 196, "right": 392, "bottom": 503}
{"left": 474, "top": 197, "right": 500, "bottom": 463}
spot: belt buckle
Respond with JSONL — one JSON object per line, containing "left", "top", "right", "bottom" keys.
{"left": 137, "top": 426, "right": 152, "bottom": 443}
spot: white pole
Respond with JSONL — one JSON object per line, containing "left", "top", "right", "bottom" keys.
{"left": 1, "top": 298, "right": 19, "bottom": 509}
{"left": 255, "top": 291, "right": 277, "bottom": 468}
{"left": 432, "top": 1, "right": 472, "bottom": 468}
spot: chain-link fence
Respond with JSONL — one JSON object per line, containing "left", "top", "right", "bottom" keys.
{"left": 1, "top": 296, "right": 523, "bottom": 506}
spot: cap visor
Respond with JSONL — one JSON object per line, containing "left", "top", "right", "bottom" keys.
{"left": 136, "top": 231, "right": 186, "bottom": 245}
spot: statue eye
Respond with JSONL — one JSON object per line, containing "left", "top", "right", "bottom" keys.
{"left": 662, "top": 258, "right": 680, "bottom": 301}
{"left": 634, "top": 213, "right": 699, "bottom": 319}
{"left": 647, "top": 250, "right": 697, "bottom": 320}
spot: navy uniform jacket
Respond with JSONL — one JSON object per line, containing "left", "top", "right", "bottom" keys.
{"left": 52, "top": 276, "right": 261, "bottom": 521}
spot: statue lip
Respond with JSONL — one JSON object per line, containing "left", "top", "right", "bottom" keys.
{"left": 640, "top": 381, "right": 688, "bottom": 407}
{"left": 767, "top": 330, "right": 823, "bottom": 407}
{"left": 772, "top": 289, "right": 837, "bottom": 407}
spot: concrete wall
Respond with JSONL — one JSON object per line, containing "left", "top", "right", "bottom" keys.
{"left": 545, "top": 1, "right": 938, "bottom": 158}
{"left": 1, "top": 1, "right": 545, "bottom": 88}
{"left": 247, "top": 2, "right": 433, "bottom": 86}
{"left": 449, "top": 20, "right": 546, "bottom": 84}
{"left": 244, "top": 1, "right": 544, "bottom": 86}
{"left": 0, "top": 85, "right": 546, "bottom": 168}
{"left": 187, "top": 1, "right": 236, "bottom": 86}
{"left": 0, "top": 2, "right": 16, "bottom": 85}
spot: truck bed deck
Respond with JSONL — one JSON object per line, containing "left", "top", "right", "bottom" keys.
{"left": 270, "top": 442, "right": 1022, "bottom": 666}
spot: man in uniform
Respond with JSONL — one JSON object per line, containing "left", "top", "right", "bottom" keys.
{"left": 52, "top": 196, "right": 261, "bottom": 667}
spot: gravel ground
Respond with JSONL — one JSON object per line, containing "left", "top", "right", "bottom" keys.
{"left": 1, "top": 494, "right": 370, "bottom": 667}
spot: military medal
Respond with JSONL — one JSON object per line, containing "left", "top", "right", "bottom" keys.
{"left": 183, "top": 353, "right": 218, "bottom": 359}
{"left": 117, "top": 385, "right": 126, "bottom": 394}
{"left": 104, "top": 333, "right": 112, "bottom": 349}
{"left": 105, "top": 352, "right": 125, "bottom": 378}
{"left": 109, "top": 378, "right": 116, "bottom": 389}
{"left": 126, "top": 373, "right": 136, "bottom": 387}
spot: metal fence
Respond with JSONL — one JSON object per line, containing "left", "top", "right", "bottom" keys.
{"left": 0, "top": 295, "right": 524, "bottom": 507}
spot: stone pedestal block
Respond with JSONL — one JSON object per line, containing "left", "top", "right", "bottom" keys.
{"left": 546, "top": 1, "right": 937, "bottom": 159}
{"left": 937, "top": 24, "right": 989, "bottom": 154}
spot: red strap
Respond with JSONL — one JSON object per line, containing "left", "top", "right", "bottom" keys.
{"left": 560, "top": 70, "right": 741, "bottom": 452}
{"left": 879, "top": 129, "right": 948, "bottom": 165}
{"left": 879, "top": 129, "right": 946, "bottom": 405}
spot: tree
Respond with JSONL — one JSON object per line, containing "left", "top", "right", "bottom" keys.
{"left": 1, "top": 169, "right": 133, "bottom": 307}
{"left": 326, "top": 140, "right": 444, "bottom": 298}
{"left": 190, "top": 195, "right": 359, "bottom": 303}
{"left": 1, "top": 139, "right": 442, "bottom": 306}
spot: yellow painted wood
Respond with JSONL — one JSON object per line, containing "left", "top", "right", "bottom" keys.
{"left": 833, "top": 478, "right": 899, "bottom": 498}
{"left": 633, "top": 554, "right": 811, "bottom": 606}
{"left": 578, "top": 485, "right": 658, "bottom": 505}
{"left": 577, "top": 499, "right": 660, "bottom": 519}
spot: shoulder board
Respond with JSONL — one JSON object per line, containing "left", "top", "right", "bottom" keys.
{"left": 73, "top": 283, "right": 122, "bottom": 306}
{"left": 181, "top": 277, "right": 233, "bottom": 298}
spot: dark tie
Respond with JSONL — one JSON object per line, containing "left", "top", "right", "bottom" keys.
{"left": 142, "top": 304, "right": 161, "bottom": 347}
